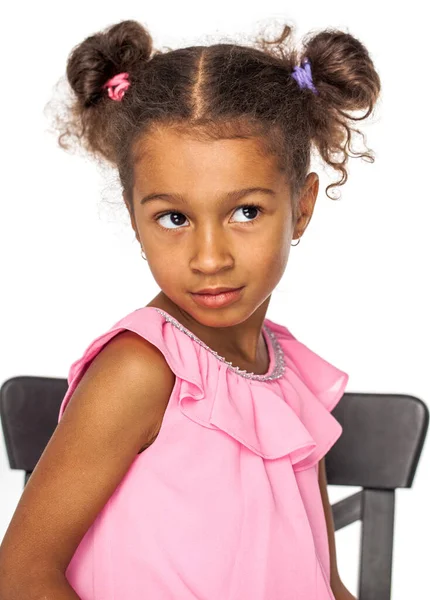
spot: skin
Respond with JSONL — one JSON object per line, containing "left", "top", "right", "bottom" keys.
{"left": 126, "top": 126, "right": 356, "bottom": 599}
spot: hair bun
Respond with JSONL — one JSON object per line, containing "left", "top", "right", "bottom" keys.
{"left": 302, "top": 29, "right": 381, "bottom": 116}
{"left": 66, "top": 19, "right": 153, "bottom": 107}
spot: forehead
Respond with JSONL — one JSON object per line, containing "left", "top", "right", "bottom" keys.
{"left": 132, "top": 127, "right": 282, "bottom": 192}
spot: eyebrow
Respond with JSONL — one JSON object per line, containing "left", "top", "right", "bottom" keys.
{"left": 139, "top": 187, "right": 276, "bottom": 206}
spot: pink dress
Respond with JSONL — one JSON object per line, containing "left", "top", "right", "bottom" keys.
{"left": 58, "top": 306, "right": 349, "bottom": 600}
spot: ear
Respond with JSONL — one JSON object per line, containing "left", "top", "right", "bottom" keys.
{"left": 293, "top": 172, "right": 319, "bottom": 238}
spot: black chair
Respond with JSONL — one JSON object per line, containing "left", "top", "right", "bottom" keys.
{"left": 1, "top": 377, "right": 428, "bottom": 600}
{"left": 326, "top": 392, "right": 428, "bottom": 600}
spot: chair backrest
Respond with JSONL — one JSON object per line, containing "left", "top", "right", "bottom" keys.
{"left": 1, "top": 377, "right": 428, "bottom": 599}
{"left": 325, "top": 392, "right": 428, "bottom": 600}
{"left": 1, "top": 376, "right": 69, "bottom": 484}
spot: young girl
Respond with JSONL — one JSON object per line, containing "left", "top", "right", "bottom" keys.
{"left": 0, "top": 18, "right": 380, "bottom": 600}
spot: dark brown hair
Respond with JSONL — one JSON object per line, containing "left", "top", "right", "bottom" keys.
{"left": 48, "top": 19, "right": 381, "bottom": 223}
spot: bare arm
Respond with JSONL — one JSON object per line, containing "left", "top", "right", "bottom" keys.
{"left": 318, "top": 458, "right": 357, "bottom": 600}
{"left": 1, "top": 570, "right": 82, "bottom": 600}
{"left": 0, "top": 331, "right": 175, "bottom": 599}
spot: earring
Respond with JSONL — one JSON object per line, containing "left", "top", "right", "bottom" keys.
{"left": 141, "top": 249, "right": 147, "bottom": 261}
{"left": 291, "top": 238, "right": 301, "bottom": 246}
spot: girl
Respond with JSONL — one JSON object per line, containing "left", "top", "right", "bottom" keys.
{"left": 0, "top": 18, "right": 380, "bottom": 600}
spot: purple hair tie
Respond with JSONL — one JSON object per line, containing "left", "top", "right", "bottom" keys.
{"left": 291, "top": 58, "right": 318, "bottom": 95}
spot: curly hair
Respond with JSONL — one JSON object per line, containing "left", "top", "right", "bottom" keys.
{"left": 47, "top": 19, "right": 381, "bottom": 224}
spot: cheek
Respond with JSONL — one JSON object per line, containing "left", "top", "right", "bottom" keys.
{"left": 257, "top": 229, "right": 291, "bottom": 286}
{"left": 276, "top": 237, "right": 290, "bottom": 269}
{"left": 262, "top": 248, "right": 288, "bottom": 283}
{"left": 258, "top": 225, "right": 290, "bottom": 270}
{"left": 242, "top": 241, "right": 288, "bottom": 289}
{"left": 153, "top": 258, "right": 177, "bottom": 276}
{"left": 146, "top": 255, "right": 182, "bottom": 290}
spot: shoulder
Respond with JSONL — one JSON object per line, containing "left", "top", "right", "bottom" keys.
{"left": 70, "top": 328, "right": 175, "bottom": 417}
{"left": 104, "top": 328, "right": 175, "bottom": 375}
{"left": 61, "top": 328, "right": 176, "bottom": 451}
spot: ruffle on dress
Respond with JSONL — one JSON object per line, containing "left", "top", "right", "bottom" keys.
{"left": 59, "top": 307, "right": 348, "bottom": 472}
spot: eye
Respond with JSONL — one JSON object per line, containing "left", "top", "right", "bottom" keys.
{"left": 156, "top": 212, "right": 188, "bottom": 230}
{"left": 231, "top": 204, "right": 262, "bottom": 224}
{"left": 155, "top": 204, "right": 263, "bottom": 231}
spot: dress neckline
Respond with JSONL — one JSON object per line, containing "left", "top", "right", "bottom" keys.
{"left": 144, "top": 306, "right": 286, "bottom": 382}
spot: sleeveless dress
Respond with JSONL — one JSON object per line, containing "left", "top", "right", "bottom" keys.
{"left": 58, "top": 306, "right": 349, "bottom": 600}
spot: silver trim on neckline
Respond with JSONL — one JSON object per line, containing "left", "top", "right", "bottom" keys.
{"left": 151, "top": 307, "right": 286, "bottom": 381}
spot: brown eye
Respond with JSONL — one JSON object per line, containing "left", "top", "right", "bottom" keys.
{"left": 156, "top": 212, "right": 188, "bottom": 230}
{"left": 231, "top": 204, "right": 262, "bottom": 223}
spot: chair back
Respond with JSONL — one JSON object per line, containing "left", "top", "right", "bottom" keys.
{"left": 326, "top": 392, "right": 428, "bottom": 600}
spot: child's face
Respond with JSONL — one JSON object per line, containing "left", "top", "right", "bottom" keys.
{"left": 128, "top": 126, "right": 317, "bottom": 325}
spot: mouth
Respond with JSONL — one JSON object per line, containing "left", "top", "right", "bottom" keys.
{"left": 190, "top": 286, "right": 245, "bottom": 308}
{"left": 192, "top": 286, "right": 243, "bottom": 295}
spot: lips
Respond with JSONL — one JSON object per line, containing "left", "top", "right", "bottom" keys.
{"left": 193, "top": 287, "right": 242, "bottom": 295}
{"left": 190, "top": 286, "right": 244, "bottom": 308}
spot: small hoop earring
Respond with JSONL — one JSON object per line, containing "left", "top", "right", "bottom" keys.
{"left": 291, "top": 238, "right": 301, "bottom": 246}
{"left": 141, "top": 250, "right": 147, "bottom": 261}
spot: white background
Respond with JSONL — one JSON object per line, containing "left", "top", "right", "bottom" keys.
{"left": 1, "top": 1, "right": 428, "bottom": 598}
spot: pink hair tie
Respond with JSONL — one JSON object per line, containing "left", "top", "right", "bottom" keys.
{"left": 102, "top": 72, "right": 130, "bottom": 101}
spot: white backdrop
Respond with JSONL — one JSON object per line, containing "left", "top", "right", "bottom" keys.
{"left": 1, "top": 1, "right": 428, "bottom": 598}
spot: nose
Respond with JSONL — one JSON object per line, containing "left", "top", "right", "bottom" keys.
{"left": 189, "top": 225, "right": 234, "bottom": 274}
